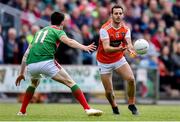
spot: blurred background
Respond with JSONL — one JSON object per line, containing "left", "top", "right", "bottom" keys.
{"left": 0, "top": 0, "right": 179, "bottom": 104}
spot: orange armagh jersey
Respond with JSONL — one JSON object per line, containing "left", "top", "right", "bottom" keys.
{"left": 97, "top": 19, "right": 131, "bottom": 64}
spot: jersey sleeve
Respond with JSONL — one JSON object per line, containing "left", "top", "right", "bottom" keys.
{"left": 99, "top": 28, "right": 109, "bottom": 40}
{"left": 58, "top": 30, "right": 66, "bottom": 39}
{"left": 125, "top": 28, "right": 131, "bottom": 39}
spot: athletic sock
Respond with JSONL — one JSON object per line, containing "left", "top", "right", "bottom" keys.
{"left": 20, "top": 86, "right": 35, "bottom": 113}
{"left": 71, "top": 84, "right": 90, "bottom": 110}
{"left": 128, "top": 97, "right": 135, "bottom": 105}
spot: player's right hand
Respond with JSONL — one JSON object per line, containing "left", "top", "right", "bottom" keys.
{"left": 84, "top": 42, "right": 97, "bottom": 53}
{"left": 15, "top": 74, "right": 25, "bottom": 86}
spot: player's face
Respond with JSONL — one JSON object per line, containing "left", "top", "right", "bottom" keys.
{"left": 112, "top": 8, "right": 124, "bottom": 24}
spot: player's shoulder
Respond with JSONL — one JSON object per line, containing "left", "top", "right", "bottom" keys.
{"left": 48, "top": 25, "right": 64, "bottom": 32}
{"left": 121, "top": 22, "right": 130, "bottom": 30}
{"left": 101, "top": 19, "right": 112, "bottom": 30}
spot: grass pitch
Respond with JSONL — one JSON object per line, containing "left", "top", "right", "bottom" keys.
{"left": 0, "top": 103, "right": 179, "bottom": 121}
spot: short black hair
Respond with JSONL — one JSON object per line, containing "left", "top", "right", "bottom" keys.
{"left": 111, "top": 5, "right": 124, "bottom": 14}
{"left": 51, "top": 12, "right": 65, "bottom": 25}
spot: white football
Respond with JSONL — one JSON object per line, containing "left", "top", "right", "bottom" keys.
{"left": 134, "top": 39, "right": 149, "bottom": 55}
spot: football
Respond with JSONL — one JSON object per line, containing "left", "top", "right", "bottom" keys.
{"left": 134, "top": 39, "right": 149, "bottom": 55}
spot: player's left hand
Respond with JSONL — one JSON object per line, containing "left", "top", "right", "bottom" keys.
{"left": 127, "top": 48, "right": 137, "bottom": 58}
{"left": 15, "top": 74, "right": 25, "bottom": 86}
{"left": 84, "top": 42, "right": 97, "bottom": 53}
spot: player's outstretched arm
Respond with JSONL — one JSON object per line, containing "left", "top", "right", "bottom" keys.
{"left": 60, "top": 35, "right": 96, "bottom": 53}
{"left": 15, "top": 45, "right": 31, "bottom": 86}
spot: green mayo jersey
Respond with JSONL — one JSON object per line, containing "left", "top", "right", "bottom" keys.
{"left": 26, "top": 26, "right": 66, "bottom": 64}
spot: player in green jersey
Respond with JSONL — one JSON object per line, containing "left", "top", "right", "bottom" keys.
{"left": 15, "top": 12, "right": 103, "bottom": 116}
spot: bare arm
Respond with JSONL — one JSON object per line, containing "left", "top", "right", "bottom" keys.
{"left": 60, "top": 35, "right": 96, "bottom": 53}
{"left": 125, "top": 37, "right": 137, "bottom": 56}
{"left": 123, "top": 28, "right": 137, "bottom": 56}
{"left": 102, "top": 38, "right": 127, "bottom": 53}
{"left": 15, "top": 45, "right": 31, "bottom": 86}
{"left": 20, "top": 45, "right": 31, "bottom": 75}
{"left": 126, "top": 37, "right": 134, "bottom": 50}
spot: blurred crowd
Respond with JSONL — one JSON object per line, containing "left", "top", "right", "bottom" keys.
{"left": 0, "top": 0, "right": 179, "bottom": 96}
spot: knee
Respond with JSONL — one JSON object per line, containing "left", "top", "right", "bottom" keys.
{"left": 31, "top": 79, "right": 40, "bottom": 88}
{"left": 63, "top": 79, "right": 75, "bottom": 87}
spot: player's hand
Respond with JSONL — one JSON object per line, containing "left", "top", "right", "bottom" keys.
{"left": 15, "top": 74, "right": 25, "bottom": 86}
{"left": 84, "top": 42, "right": 97, "bottom": 53}
{"left": 118, "top": 44, "right": 127, "bottom": 51}
{"left": 127, "top": 48, "right": 137, "bottom": 58}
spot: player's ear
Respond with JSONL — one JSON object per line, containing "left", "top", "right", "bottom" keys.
{"left": 61, "top": 20, "right": 65, "bottom": 27}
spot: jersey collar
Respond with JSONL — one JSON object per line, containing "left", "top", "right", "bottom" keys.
{"left": 111, "top": 20, "right": 123, "bottom": 30}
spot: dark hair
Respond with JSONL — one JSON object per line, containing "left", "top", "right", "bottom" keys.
{"left": 111, "top": 5, "right": 124, "bottom": 14}
{"left": 51, "top": 12, "right": 65, "bottom": 25}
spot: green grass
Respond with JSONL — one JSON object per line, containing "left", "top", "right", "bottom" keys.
{"left": 0, "top": 103, "right": 179, "bottom": 121}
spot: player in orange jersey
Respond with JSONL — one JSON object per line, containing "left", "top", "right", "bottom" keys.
{"left": 96, "top": 5, "right": 139, "bottom": 115}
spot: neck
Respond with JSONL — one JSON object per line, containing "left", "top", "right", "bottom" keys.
{"left": 51, "top": 24, "right": 61, "bottom": 27}
{"left": 112, "top": 21, "right": 121, "bottom": 29}
{"left": 51, "top": 25, "right": 63, "bottom": 29}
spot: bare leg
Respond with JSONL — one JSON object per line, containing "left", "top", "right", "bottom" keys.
{"left": 52, "top": 68, "right": 89, "bottom": 109}
{"left": 115, "top": 63, "right": 136, "bottom": 104}
{"left": 115, "top": 63, "right": 139, "bottom": 115}
{"left": 100, "top": 73, "right": 119, "bottom": 114}
{"left": 100, "top": 73, "right": 117, "bottom": 107}
{"left": 52, "top": 67, "right": 103, "bottom": 116}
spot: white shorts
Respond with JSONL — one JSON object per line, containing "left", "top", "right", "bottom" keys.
{"left": 97, "top": 57, "right": 127, "bottom": 74}
{"left": 27, "top": 59, "right": 61, "bottom": 79}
